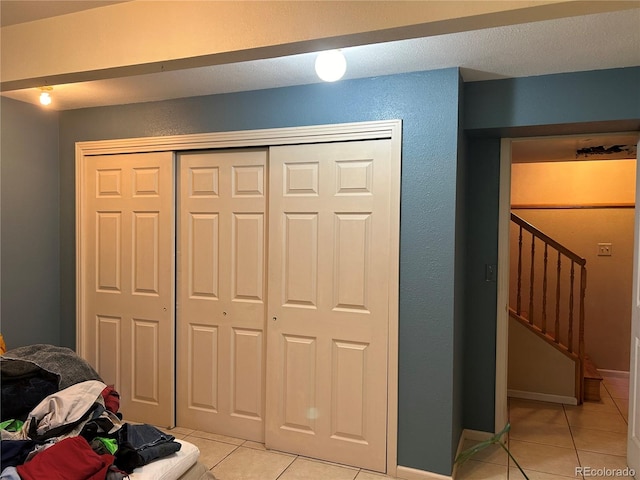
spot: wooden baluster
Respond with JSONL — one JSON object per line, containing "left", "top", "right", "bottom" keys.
{"left": 579, "top": 265, "right": 587, "bottom": 403}
{"left": 510, "top": 213, "right": 589, "bottom": 404}
{"left": 528, "top": 235, "right": 535, "bottom": 325}
{"left": 555, "top": 251, "right": 561, "bottom": 343}
{"left": 542, "top": 243, "right": 548, "bottom": 334}
{"left": 517, "top": 225, "right": 523, "bottom": 315}
{"left": 568, "top": 261, "right": 575, "bottom": 353}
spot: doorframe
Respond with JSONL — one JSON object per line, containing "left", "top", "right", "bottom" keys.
{"left": 494, "top": 138, "right": 512, "bottom": 433}
{"left": 75, "top": 119, "right": 402, "bottom": 475}
{"left": 495, "top": 131, "right": 640, "bottom": 436}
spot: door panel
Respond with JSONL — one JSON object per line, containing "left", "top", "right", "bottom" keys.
{"left": 266, "top": 140, "right": 391, "bottom": 472}
{"left": 84, "top": 152, "right": 175, "bottom": 427}
{"left": 231, "top": 328, "right": 263, "bottom": 419}
{"left": 189, "top": 324, "right": 218, "bottom": 410}
{"left": 189, "top": 213, "right": 219, "bottom": 298}
{"left": 232, "top": 213, "right": 264, "bottom": 301}
{"left": 177, "top": 150, "right": 267, "bottom": 442}
{"left": 283, "top": 213, "right": 319, "bottom": 306}
{"left": 628, "top": 140, "right": 640, "bottom": 474}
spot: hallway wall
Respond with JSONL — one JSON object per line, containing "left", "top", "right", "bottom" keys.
{"left": 59, "top": 69, "right": 464, "bottom": 476}
{"left": 0, "top": 97, "right": 60, "bottom": 348}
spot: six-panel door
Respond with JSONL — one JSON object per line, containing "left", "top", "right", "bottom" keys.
{"left": 265, "top": 140, "right": 391, "bottom": 472}
{"left": 84, "top": 152, "right": 175, "bottom": 427}
{"left": 177, "top": 150, "right": 267, "bottom": 441}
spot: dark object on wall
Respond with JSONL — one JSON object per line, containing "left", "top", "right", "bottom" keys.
{"left": 576, "top": 144, "right": 637, "bottom": 159}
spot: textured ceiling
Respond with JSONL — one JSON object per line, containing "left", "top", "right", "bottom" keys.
{"left": 1, "top": 3, "right": 637, "bottom": 161}
{"left": 2, "top": 7, "right": 639, "bottom": 111}
{"left": 0, "top": 1, "right": 128, "bottom": 27}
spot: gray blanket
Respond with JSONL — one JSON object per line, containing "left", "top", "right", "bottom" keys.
{"left": 2, "top": 344, "right": 102, "bottom": 389}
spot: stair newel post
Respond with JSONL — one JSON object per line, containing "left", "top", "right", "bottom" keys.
{"left": 555, "top": 252, "right": 561, "bottom": 344}
{"left": 517, "top": 225, "right": 523, "bottom": 315}
{"left": 568, "top": 261, "right": 575, "bottom": 353}
{"left": 529, "top": 235, "right": 535, "bottom": 326}
{"left": 542, "top": 243, "right": 548, "bottom": 334}
{"left": 579, "top": 264, "right": 587, "bottom": 403}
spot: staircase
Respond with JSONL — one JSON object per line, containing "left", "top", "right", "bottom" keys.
{"left": 509, "top": 213, "right": 600, "bottom": 404}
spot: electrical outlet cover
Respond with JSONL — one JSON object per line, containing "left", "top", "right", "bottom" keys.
{"left": 597, "top": 243, "right": 612, "bottom": 256}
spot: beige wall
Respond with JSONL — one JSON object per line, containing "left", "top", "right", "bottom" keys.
{"left": 508, "top": 318, "right": 575, "bottom": 399}
{"left": 510, "top": 159, "right": 635, "bottom": 371}
{"left": 2, "top": 1, "right": 635, "bottom": 90}
{"left": 512, "top": 159, "right": 636, "bottom": 207}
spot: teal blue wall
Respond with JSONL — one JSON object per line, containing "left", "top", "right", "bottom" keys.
{"left": 462, "top": 66, "right": 640, "bottom": 432}
{"left": 58, "top": 69, "right": 464, "bottom": 475}
{"left": 3, "top": 65, "right": 638, "bottom": 476}
{"left": 1, "top": 97, "right": 60, "bottom": 349}
{"left": 452, "top": 71, "right": 466, "bottom": 458}
{"left": 462, "top": 136, "right": 501, "bottom": 433}
{"left": 465, "top": 67, "right": 640, "bottom": 135}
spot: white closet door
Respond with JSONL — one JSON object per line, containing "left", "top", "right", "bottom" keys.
{"left": 266, "top": 140, "right": 391, "bottom": 472}
{"left": 177, "top": 150, "right": 267, "bottom": 441}
{"left": 84, "top": 152, "right": 175, "bottom": 427}
{"left": 628, "top": 139, "right": 640, "bottom": 475}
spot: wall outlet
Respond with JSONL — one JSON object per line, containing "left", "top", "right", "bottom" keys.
{"left": 597, "top": 243, "right": 612, "bottom": 256}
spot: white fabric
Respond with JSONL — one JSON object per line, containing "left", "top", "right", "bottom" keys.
{"left": 21, "top": 380, "right": 116, "bottom": 441}
{"left": 129, "top": 439, "right": 200, "bottom": 480}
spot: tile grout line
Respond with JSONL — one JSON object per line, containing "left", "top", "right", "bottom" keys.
{"left": 507, "top": 398, "right": 511, "bottom": 480}
{"left": 562, "top": 403, "right": 585, "bottom": 480}
{"left": 173, "top": 432, "right": 375, "bottom": 480}
{"left": 272, "top": 452, "right": 299, "bottom": 480}
{"left": 183, "top": 432, "right": 243, "bottom": 472}
{"left": 606, "top": 375, "right": 631, "bottom": 427}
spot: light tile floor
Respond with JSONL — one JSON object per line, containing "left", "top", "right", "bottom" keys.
{"left": 457, "top": 374, "right": 633, "bottom": 479}
{"left": 161, "top": 427, "right": 392, "bottom": 480}
{"left": 162, "top": 374, "right": 631, "bottom": 480}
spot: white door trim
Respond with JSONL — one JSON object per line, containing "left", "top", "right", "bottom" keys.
{"left": 495, "top": 138, "right": 512, "bottom": 433}
{"left": 75, "top": 119, "right": 401, "bottom": 475}
{"left": 627, "top": 138, "right": 640, "bottom": 474}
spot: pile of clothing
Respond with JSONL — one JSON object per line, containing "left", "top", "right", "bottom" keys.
{"left": 1, "top": 345, "right": 181, "bottom": 479}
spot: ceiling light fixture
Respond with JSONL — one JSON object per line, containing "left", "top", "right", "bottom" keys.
{"left": 315, "top": 50, "right": 347, "bottom": 82}
{"left": 39, "top": 86, "right": 53, "bottom": 106}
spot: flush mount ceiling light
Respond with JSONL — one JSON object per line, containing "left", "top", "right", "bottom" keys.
{"left": 315, "top": 50, "right": 347, "bottom": 82}
{"left": 39, "top": 86, "right": 53, "bottom": 106}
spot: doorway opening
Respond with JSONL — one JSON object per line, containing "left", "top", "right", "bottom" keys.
{"left": 495, "top": 132, "right": 639, "bottom": 475}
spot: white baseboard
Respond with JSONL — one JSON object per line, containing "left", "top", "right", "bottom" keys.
{"left": 395, "top": 429, "right": 496, "bottom": 480}
{"left": 451, "top": 429, "right": 497, "bottom": 479}
{"left": 450, "top": 429, "right": 466, "bottom": 479}
{"left": 508, "top": 389, "right": 577, "bottom": 405}
{"left": 462, "top": 429, "right": 494, "bottom": 442}
{"left": 396, "top": 466, "right": 452, "bottom": 480}
{"left": 598, "top": 369, "right": 629, "bottom": 379}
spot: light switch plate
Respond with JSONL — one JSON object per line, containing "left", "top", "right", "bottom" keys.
{"left": 485, "top": 264, "right": 497, "bottom": 282}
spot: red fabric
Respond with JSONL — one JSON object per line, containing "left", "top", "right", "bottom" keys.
{"left": 17, "top": 436, "right": 114, "bottom": 480}
{"left": 101, "top": 385, "right": 120, "bottom": 414}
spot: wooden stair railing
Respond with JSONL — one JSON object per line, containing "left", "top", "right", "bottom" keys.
{"left": 510, "top": 213, "right": 587, "bottom": 403}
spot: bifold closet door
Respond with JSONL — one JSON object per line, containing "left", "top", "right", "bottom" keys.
{"left": 177, "top": 150, "right": 267, "bottom": 442}
{"left": 83, "top": 152, "right": 175, "bottom": 427}
{"left": 266, "top": 140, "right": 391, "bottom": 472}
